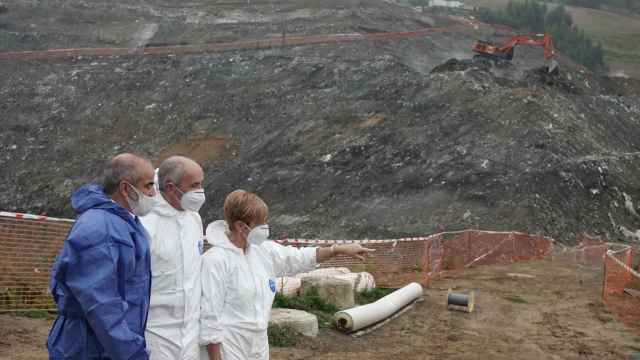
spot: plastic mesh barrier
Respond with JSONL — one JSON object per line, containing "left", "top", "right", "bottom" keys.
{"left": 603, "top": 245, "right": 640, "bottom": 332}
{"left": 279, "top": 230, "right": 554, "bottom": 288}
{"left": 0, "top": 212, "right": 73, "bottom": 311}
{"left": 568, "top": 233, "right": 609, "bottom": 268}
{"left": 0, "top": 212, "right": 554, "bottom": 310}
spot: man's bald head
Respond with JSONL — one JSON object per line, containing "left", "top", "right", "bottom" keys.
{"left": 158, "top": 156, "right": 204, "bottom": 211}
{"left": 102, "top": 153, "right": 153, "bottom": 195}
{"left": 158, "top": 156, "right": 203, "bottom": 192}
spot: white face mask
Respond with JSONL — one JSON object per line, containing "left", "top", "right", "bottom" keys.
{"left": 246, "top": 224, "right": 270, "bottom": 246}
{"left": 178, "top": 188, "right": 206, "bottom": 212}
{"left": 125, "top": 182, "right": 154, "bottom": 217}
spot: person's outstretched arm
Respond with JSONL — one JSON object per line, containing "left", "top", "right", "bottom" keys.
{"left": 266, "top": 242, "right": 375, "bottom": 277}
{"left": 316, "top": 244, "right": 376, "bottom": 262}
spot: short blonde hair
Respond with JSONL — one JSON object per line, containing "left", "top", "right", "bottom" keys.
{"left": 224, "top": 190, "right": 268, "bottom": 229}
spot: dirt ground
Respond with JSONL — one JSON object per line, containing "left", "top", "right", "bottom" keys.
{"left": 1, "top": 258, "right": 639, "bottom": 360}
{"left": 272, "top": 258, "right": 640, "bottom": 360}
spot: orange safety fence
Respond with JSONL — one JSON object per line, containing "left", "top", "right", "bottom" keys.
{"left": 279, "top": 230, "right": 554, "bottom": 288}
{"left": 0, "top": 212, "right": 73, "bottom": 311}
{"left": 568, "top": 232, "right": 610, "bottom": 268}
{"left": 1, "top": 209, "right": 555, "bottom": 310}
{"left": 603, "top": 244, "right": 640, "bottom": 333}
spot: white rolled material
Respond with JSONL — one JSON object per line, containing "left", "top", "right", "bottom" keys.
{"left": 334, "top": 282, "right": 423, "bottom": 332}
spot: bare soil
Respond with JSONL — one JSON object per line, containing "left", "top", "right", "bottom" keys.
{"left": 2, "top": 258, "right": 639, "bottom": 360}
{"left": 0, "top": 313, "right": 54, "bottom": 360}
{"left": 272, "top": 258, "right": 640, "bottom": 359}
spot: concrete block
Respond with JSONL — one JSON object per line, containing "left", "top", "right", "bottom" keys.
{"left": 300, "top": 276, "right": 355, "bottom": 310}
{"left": 270, "top": 308, "right": 318, "bottom": 337}
{"left": 334, "top": 272, "right": 376, "bottom": 293}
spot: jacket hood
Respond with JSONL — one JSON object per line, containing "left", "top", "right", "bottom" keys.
{"left": 71, "top": 184, "right": 134, "bottom": 224}
{"left": 205, "top": 220, "right": 241, "bottom": 252}
{"left": 149, "top": 190, "right": 180, "bottom": 217}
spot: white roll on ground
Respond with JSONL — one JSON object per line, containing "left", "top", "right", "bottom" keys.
{"left": 334, "top": 282, "right": 423, "bottom": 332}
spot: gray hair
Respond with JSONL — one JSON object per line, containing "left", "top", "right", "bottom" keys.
{"left": 158, "top": 156, "right": 188, "bottom": 192}
{"left": 101, "top": 154, "right": 151, "bottom": 195}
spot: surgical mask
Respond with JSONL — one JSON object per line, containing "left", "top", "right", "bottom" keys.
{"left": 125, "top": 182, "right": 154, "bottom": 217}
{"left": 177, "top": 188, "right": 206, "bottom": 212}
{"left": 246, "top": 224, "right": 270, "bottom": 246}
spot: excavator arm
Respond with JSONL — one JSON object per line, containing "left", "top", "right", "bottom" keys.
{"left": 497, "top": 34, "right": 555, "bottom": 60}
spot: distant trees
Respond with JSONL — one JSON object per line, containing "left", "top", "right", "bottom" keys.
{"left": 478, "top": 0, "right": 607, "bottom": 73}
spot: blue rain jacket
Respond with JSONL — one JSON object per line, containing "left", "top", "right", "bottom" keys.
{"left": 47, "top": 184, "right": 152, "bottom": 360}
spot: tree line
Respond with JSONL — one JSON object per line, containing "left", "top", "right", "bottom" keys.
{"left": 478, "top": 0, "right": 607, "bottom": 73}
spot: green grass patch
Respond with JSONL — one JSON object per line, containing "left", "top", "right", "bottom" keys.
{"left": 267, "top": 324, "right": 301, "bottom": 347}
{"left": 274, "top": 286, "right": 396, "bottom": 329}
{"left": 469, "top": 0, "right": 640, "bottom": 69}
{"left": 355, "top": 288, "right": 395, "bottom": 305}
{"left": 503, "top": 295, "right": 528, "bottom": 304}
{"left": 13, "top": 310, "right": 51, "bottom": 318}
{"left": 273, "top": 288, "right": 338, "bottom": 328}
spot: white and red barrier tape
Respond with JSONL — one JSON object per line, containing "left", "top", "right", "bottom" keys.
{"left": 606, "top": 246, "right": 640, "bottom": 278}
{"left": 0, "top": 211, "right": 75, "bottom": 223}
{"left": 0, "top": 211, "right": 555, "bottom": 246}
{"left": 277, "top": 231, "right": 554, "bottom": 245}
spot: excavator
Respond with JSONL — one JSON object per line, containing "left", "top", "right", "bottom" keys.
{"left": 472, "top": 33, "right": 559, "bottom": 74}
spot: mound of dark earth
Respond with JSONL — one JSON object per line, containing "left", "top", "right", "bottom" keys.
{"left": 1, "top": 0, "right": 640, "bottom": 243}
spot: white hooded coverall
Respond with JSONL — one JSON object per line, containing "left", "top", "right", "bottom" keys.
{"left": 200, "top": 220, "right": 317, "bottom": 360}
{"left": 141, "top": 193, "right": 204, "bottom": 360}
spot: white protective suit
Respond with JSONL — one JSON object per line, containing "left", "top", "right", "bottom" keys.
{"left": 200, "top": 220, "right": 317, "bottom": 360}
{"left": 140, "top": 192, "right": 204, "bottom": 360}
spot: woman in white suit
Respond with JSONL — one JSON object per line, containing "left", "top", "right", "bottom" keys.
{"left": 200, "top": 190, "right": 373, "bottom": 360}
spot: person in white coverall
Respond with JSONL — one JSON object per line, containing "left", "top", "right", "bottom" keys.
{"left": 140, "top": 156, "right": 206, "bottom": 360}
{"left": 200, "top": 190, "right": 375, "bottom": 360}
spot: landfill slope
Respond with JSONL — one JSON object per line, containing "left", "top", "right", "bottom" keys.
{"left": 1, "top": 0, "right": 640, "bottom": 243}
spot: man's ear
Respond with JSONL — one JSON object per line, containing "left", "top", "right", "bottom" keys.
{"left": 118, "top": 181, "right": 129, "bottom": 199}
{"left": 164, "top": 181, "right": 177, "bottom": 193}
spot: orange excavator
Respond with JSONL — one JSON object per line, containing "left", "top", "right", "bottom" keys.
{"left": 472, "top": 33, "right": 559, "bottom": 74}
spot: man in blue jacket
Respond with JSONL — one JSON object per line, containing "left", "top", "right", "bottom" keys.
{"left": 47, "top": 153, "right": 156, "bottom": 360}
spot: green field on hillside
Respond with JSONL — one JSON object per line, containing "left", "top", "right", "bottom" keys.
{"left": 465, "top": 0, "right": 640, "bottom": 72}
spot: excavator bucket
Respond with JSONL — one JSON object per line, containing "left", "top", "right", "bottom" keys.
{"left": 548, "top": 60, "right": 559, "bottom": 75}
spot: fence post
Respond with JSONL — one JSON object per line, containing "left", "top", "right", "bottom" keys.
{"left": 466, "top": 231, "right": 471, "bottom": 265}
{"left": 626, "top": 248, "right": 633, "bottom": 283}
{"left": 602, "top": 253, "right": 609, "bottom": 303}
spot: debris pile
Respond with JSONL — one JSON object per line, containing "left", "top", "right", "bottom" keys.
{"left": 1, "top": 0, "right": 640, "bottom": 243}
